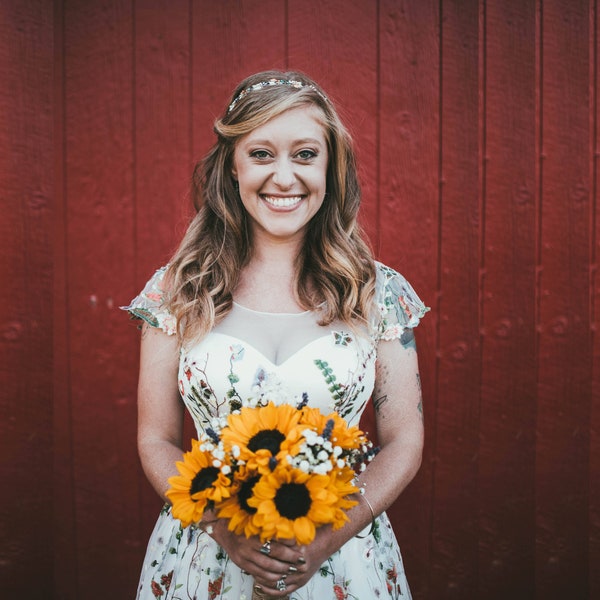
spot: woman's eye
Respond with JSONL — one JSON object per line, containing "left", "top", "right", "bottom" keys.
{"left": 250, "top": 150, "right": 270, "bottom": 160}
{"left": 297, "top": 149, "right": 317, "bottom": 160}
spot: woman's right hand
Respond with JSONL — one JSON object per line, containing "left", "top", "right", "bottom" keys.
{"left": 209, "top": 519, "right": 308, "bottom": 596}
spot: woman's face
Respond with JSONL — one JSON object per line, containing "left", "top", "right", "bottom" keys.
{"left": 232, "top": 105, "right": 328, "bottom": 244}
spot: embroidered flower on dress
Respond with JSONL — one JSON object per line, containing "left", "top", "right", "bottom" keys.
{"left": 207, "top": 573, "right": 224, "bottom": 599}
{"left": 333, "top": 331, "right": 353, "bottom": 346}
{"left": 161, "top": 314, "right": 177, "bottom": 336}
{"left": 150, "top": 579, "right": 163, "bottom": 598}
{"left": 160, "top": 571, "right": 173, "bottom": 591}
{"left": 380, "top": 324, "right": 404, "bottom": 341}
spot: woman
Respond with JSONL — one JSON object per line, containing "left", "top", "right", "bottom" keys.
{"left": 124, "top": 70, "right": 428, "bottom": 599}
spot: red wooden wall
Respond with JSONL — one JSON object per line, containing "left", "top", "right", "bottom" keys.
{"left": 1, "top": 1, "right": 598, "bottom": 598}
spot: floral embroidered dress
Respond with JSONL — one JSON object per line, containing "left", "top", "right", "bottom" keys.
{"left": 124, "top": 262, "right": 428, "bottom": 600}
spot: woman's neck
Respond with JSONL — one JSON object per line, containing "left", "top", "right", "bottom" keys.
{"left": 235, "top": 237, "right": 306, "bottom": 313}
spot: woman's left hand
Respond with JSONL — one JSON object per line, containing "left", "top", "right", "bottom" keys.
{"left": 252, "top": 527, "right": 334, "bottom": 596}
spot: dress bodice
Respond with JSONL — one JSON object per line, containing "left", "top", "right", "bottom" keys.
{"left": 178, "top": 308, "right": 376, "bottom": 433}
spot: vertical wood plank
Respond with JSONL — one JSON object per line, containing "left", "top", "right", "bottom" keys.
{"left": 430, "top": 0, "right": 481, "bottom": 597}
{"left": 479, "top": 1, "right": 538, "bottom": 598}
{"left": 591, "top": 2, "right": 600, "bottom": 596}
{"left": 64, "top": 0, "right": 137, "bottom": 594}
{"left": 133, "top": 0, "right": 192, "bottom": 545}
{"left": 537, "top": 1, "right": 592, "bottom": 597}
{"left": 378, "top": 2, "right": 439, "bottom": 597}
{"left": 54, "top": 0, "right": 79, "bottom": 597}
{"left": 0, "top": 1, "right": 53, "bottom": 596}
{"left": 135, "top": 0, "right": 193, "bottom": 277}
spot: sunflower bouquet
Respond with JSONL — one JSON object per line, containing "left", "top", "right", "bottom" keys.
{"left": 166, "top": 393, "right": 378, "bottom": 545}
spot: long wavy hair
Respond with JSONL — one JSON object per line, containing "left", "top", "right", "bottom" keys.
{"left": 165, "top": 70, "right": 376, "bottom": 344}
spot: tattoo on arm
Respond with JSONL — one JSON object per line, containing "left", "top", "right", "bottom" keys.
{"left": 400, "top": 328, "right": 417, "bottom": 350}
{"left": 374, "top": 394, "right": 390, "bottom": 415}
{"left": 373, "top": 363, "right": 390, "bottom": 416}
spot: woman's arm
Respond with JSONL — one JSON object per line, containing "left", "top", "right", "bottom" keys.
{"left": 359, "top": 328, "right": 425, "bottom": 514}
{"left": 136, "top": 322, "right": 185, "bottom": 500}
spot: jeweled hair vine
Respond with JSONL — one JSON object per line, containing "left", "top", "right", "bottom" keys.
{"left": 227, "top": 78, "right": 329, "bottom": 113}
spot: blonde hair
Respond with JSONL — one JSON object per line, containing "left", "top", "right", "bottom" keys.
{"left": 165, "top": 70, "right": 376, "bottom": 344}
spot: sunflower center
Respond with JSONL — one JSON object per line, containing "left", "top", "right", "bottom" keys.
{"left": 190, "top": 466, "right": 220, "bottom": 495}
{"left": 238, "top": 475, "right": 260, "bottom": 514}
{"left": 274, "top": 483, "right": 311, "bottom": 519}
{"left": 247, "top": 429, "right": 286, "bottom": 455}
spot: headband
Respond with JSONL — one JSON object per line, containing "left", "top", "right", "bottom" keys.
{"left": 227, "top": 78, "right": 328, "bottom": 113}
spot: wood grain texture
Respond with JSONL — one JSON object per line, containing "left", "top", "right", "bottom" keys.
{"left": 0, "top": 1, "right": 53, "bottom": 596}
{"left": 429, "top": 0, "right": 480, "bottom": 597}
{"left": 478, "top": 1, "right": 538, "bottom": 597}
{"left": 592, "top": 4, "right": 600, "bottom": 598}
{"left": 63, "top": 0, "right": 137, "bottom": 594}
{"left": 536, "top": 1, "right": 592, "bottom": 597}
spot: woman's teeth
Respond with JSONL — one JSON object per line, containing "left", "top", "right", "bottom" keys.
{"left": 262, "top": 195, "right": 303, "bottom": 208}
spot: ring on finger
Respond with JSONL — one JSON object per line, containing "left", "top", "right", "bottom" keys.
{"left": 276, "top": 576, "right": 287, "bottom": 592}
{"left": 259, "top": 540, "right": 272, "bottom": 555}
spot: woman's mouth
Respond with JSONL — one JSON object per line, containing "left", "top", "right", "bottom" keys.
{"left": 261, "top": 195, "right": 303, "bottom": 208}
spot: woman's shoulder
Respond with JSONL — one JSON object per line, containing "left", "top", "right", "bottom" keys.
{"left": 120, "top": 266, "right": 177, "bottom": 335}
{"left": 373, "top": 261, "right": 430, "bottom": 341}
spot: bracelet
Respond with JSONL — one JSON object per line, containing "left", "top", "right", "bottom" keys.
{"left": 354, "top": 484, "right": 376, "bottom": 539}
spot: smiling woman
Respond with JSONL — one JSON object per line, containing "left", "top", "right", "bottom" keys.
{"left": 122, "top": 70, "right": 429, "bottom": 600}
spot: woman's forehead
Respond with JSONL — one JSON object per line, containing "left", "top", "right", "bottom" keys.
{"left": 236, "top": 105, "right": 328, "bottom": 146}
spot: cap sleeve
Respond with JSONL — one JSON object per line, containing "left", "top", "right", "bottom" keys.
{"left": 121, "top": 266, "right": 177, "bottom": 336}
{"left": 373, "top": 262, "right": 430, "bottom": 341}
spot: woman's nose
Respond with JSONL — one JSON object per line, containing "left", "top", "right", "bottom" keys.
{"left": 272, "top": 158, "right": 296, "bottom": 188}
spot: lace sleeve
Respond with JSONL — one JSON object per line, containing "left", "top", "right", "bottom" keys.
{"left": 121, "top": 266, "right": 177, "bottom": 336}
{"left": 373, "top": 262, "right": 430, "bottom": 341}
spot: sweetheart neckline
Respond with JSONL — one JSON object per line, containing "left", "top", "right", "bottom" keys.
{"left": 188, "top": 330, "right": 367, "bottom": 368}
{"left": 200, "top": 331, "right": 335, "bottom": 368}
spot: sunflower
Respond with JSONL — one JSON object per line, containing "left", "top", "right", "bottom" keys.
{"left": 300, "top": 406, "right": 367, "bottom": 451}
{"left": 221, "top": 402, "right": 305, "bottom": 473}
{"left": 248, "top": 465, "right": 352, "bottom": 544}
{"left": 166, "top": 439, "right": 233, "bottom": 528}
{"left": 324, "top": 466, "right": 360, "bottom": 528}
{"left": 216, "top": 466, "right": 262, "bottom": 538}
